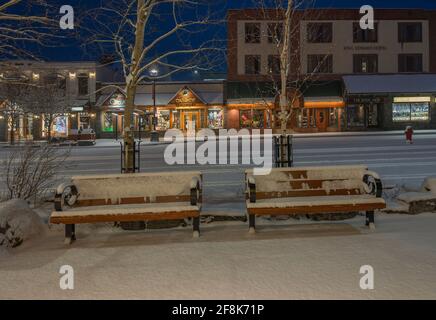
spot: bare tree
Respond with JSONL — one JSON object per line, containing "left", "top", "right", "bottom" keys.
{"left": 0, "top": 80, "right": 29, "bottom": 145}
{"left": 0, "top": 0, "right": 60, "bottom": 60}
{"left": 254, "top": 0, "right": 329, "bottom": 133}
{"left": 22, "top": 73, "right": 72, "bottom": 142}
{"left": 86, "top": 0, "right": 224, "bottom": 172}
{"left": 1, "top": 143, "right": 71, "bottom": 201}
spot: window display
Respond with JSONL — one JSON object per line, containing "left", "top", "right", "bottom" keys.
{"left": 240, "top": 110, "right": 252, "bottom": 128}
{"left": 367, "top": 104, "right": 378, "bottom": 126}
{"left": 392, "top": 103, "right": 411, "bottom": 121}
{"left": 393, "top": 102, "right": 429, "bottom": 121}
{"left": 347, "top": 105, "right": 365, "bottom": 127}
{"left": 102, "top": 112, "right": 114, "bottom": 132}
{"left": 208, "top": 109, "right": 223, "bottom": 129}
{"left": 157, "top": 110, "right": 170, "bottom": 130}
{"left": 54, "top": 116, "right": 67, "bottom": 135}
{"left": 411, "top": 103, "right": 429, "bottom": 121}
{"left": 252, "top": 110, "right": 264, "bottom": 129}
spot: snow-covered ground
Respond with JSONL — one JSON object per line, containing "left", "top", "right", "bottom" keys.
{"left": 1, "top": 213, "right": 436, "bottom": 299}
{"left": 1, "top": 133, "right": 436, "bottom": 299}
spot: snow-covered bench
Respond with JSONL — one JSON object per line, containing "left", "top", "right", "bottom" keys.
{"left": 245, "top": 165, "right": 385, "bottom": 233}
{"left": 50, "top": 171, "right": 202, "bottom": 244}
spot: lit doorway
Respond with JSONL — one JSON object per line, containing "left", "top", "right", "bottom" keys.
{"left": 182, "top": 111, "right": 200, "bottom": 131}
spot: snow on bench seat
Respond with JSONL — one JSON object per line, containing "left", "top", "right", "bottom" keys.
{"left": 246, "top": 195, "right": 386, "bottom": 214}
{"left": 51, "top": 171, "right": 203, "bottom": 243}
{"left": 51, "top": 202, "right": 201, "bottom": 224}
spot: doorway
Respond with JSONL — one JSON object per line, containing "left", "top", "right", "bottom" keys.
{"left": 182, "top": 111, "right": 200, "bottom": 131}
{"left": 316, "top": 109, "right": 328, "bottom": 131}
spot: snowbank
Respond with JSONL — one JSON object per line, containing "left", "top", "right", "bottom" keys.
{"left": 422, "top": 177, "right": 436, "bottom": 193}
{"left": 0, "top": 199, "right": 45, "bottom": 248}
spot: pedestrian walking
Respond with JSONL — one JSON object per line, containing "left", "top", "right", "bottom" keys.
{"left": 405, "top": 126, "right": 414, "bottom": 144}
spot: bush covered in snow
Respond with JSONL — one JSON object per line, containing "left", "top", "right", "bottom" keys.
{"left": 0, "top": 199, "right": 45, "bottom": 248}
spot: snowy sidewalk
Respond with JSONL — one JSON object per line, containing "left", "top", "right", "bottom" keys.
{"left": 1, "top": 212, "right": 436, "bottom": 299}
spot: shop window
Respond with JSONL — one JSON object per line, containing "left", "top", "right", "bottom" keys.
{"left": 157, "top": 110, "right": 170, "bottom": 130}
{"left": 393, "top": 103, "right": 430, "bottom": 121}
{"left": 398, "top": 22, "right": 422, "bottom": 43}
{"left": 245, "top": 23, "right": 261, "bottom": 43}
{"left": 252, "top": 110, "right": 264, "bottom": 129}
{"left": 240, "top": 110, "right": 252, "bottom": 128}
{"left": 353, "top": 22, "right": 378, "bottom": 43}
{"left": 172, "top": 111, "right": 180, "bottom": 129}
{"left": 347, "top": 105, "right": 365, "bottom": 127}
{"left": 307, "top": 23, "right": 332, "bottom": 43}
{"left": 398, "top": 54, "right": 423, "bottom": 73}
{"left": 367, "top": 104, "right": 378, "bottom": 126}
{"left": 102, "top": 112, "right": 114, "bottom": 132}
{"left": 79, "top": 113, "right": 91, "bottom": 130}
{"left": 245, "top": 55, "right": 261, "bottom": 75}
{"left": 353, "top": 54, "right": 378, "bottom": 73}
{"left": 53, "top": 116, "right": 68, "bottom": 135}
{"left": 297, "top": 109, "right": 317, "bottom": 128}
{"left": 307, "top": 55, "right": 333, "bottom": 74}
{"left": 208, "top": 109, "right": 224, "bottom": 129}
{"left": 328, "top": 108, "right": 339, "bottom": 128}
{"left": 267, "top": 23, "right": 283, "bottom": 44}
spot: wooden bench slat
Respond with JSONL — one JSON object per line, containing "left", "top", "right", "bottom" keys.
{"left": 75, "top": 195, "right": 196, "bottom": 207}
{"left": 50, "top": 210, "right": 200, "bottom": 225}
{"left": 253, "top": 189, "right": 362, "bottom": 199}
{"left": 247, "top": 202, "right": 386, "bottom": 215}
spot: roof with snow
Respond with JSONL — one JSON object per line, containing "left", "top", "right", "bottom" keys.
{"left": 343, "top": 74, "right": 436, "bottom": 94}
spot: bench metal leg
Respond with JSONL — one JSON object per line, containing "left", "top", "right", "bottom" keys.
{"left": 65, "top": 224, "right": 76, "bottom": 245}
{"left": 365, "top": 211, "right": 375, "bottom": 230}
{"left": 248, "top": 214, "right": 256, "bottom": 234}
{"left": 193, "top": 217, "right": 200, "bottom": 238}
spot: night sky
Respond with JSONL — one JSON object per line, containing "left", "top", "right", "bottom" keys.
{"left": 17, "top": 0, "right": 436, "bottom": 78}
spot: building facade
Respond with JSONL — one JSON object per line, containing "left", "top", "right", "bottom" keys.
{"left": 0, "top": 60, "right": 98, "bottom": 142}
{"left": 228, "top": 8, "right": 436, "bottom": 132}
{"left": 93, "top": 81, "right": 225, "bottom": 138}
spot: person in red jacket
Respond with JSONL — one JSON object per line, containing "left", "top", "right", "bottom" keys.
{"left": 405, "top": 126, "right": 414, "bottom": 144}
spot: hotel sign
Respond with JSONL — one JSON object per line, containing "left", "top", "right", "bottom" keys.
{"left": 347, "top": 96, "right": 385, "bottom": 104}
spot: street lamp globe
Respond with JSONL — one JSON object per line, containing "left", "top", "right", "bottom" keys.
{"left": 150, "top": 68, "right": 159, "bottom": 77}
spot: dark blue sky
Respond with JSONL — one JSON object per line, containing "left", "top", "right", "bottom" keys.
{"left": 23, "top": 0, "right": 436, "bottom": 79}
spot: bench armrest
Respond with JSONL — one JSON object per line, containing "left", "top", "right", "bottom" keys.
{"left": 190, "top": 177, "right": 201, "bottom": 206}
{"left": 363, "top": 172, "right": 383, "bottom": 198}
{"left": 247, "top": 177, "right": 256, "bottom": 203}
{"left": 54, "top": 183, "right": 79, "bottom": 211}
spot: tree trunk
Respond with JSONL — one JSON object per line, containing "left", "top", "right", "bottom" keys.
{"left": 123, "top": 84, "right": 136, "bottom": 173}
{"left": 122, "top": 0, "right": 146, "bottom": 173}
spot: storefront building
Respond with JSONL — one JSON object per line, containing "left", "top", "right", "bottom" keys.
{"left": 94, "top": 81, "right": 225, "bottom": 138}
{"left": 226, "top": 82, "right": 276, "bottom": 131}
{"left": 294, "top": 81, "right": 345, "bottom": 133}
{"left": 0, "top": 60, "right": 98, "bottom": 142}
{"left": 343, "top": 74, "right": 436, "bottom": 131}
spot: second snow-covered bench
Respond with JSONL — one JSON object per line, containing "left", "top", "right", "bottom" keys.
{"left": 245, "top": 165, "right": 385, "bottom": 233}
{"left": 50, "top": 171, "right": 202, "bottom": 244}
